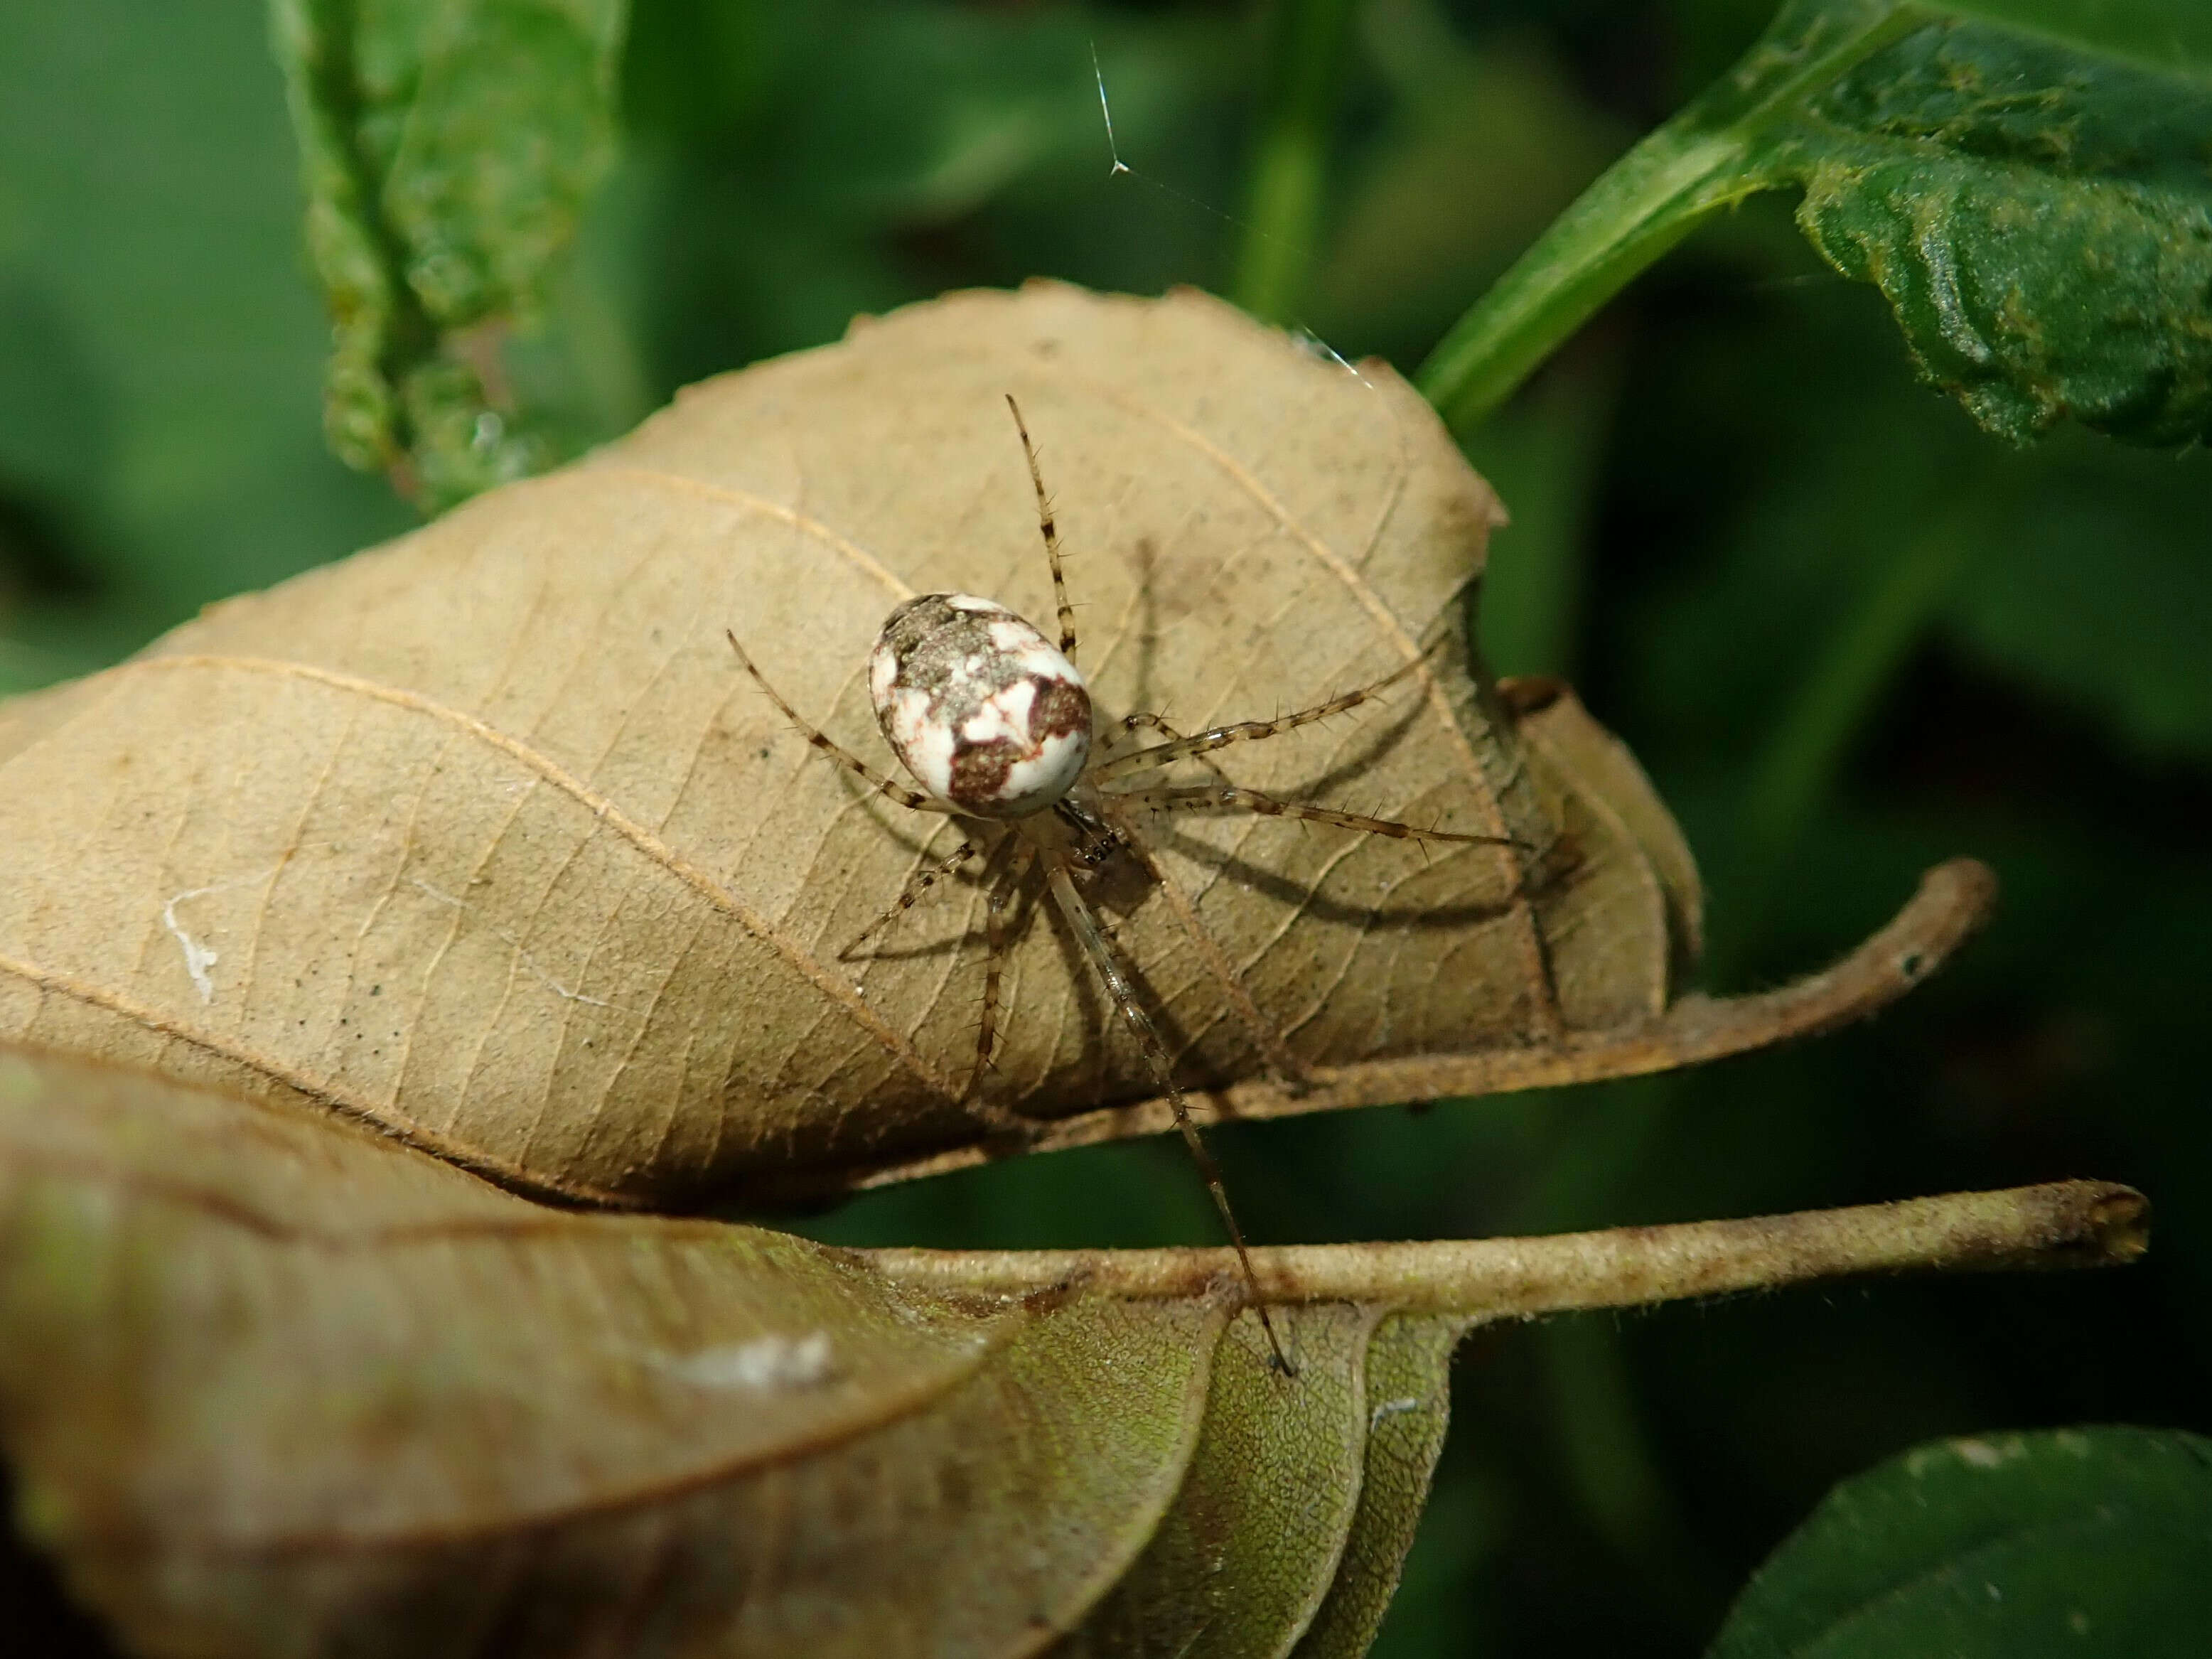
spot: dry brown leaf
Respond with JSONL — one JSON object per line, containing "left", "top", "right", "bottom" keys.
{"left": 0, "top": 1049, "right": 1221, "bottom": 1658}
{"left": 0, "top": 282, "right": 1990, "bottom": 1209}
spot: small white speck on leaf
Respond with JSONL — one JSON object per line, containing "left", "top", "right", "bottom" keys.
{"left": 161, "top": 896, "right": 220, "bottom": 1004}
{"left": 659, "top": 1332, "right": 834, "bottom": 1391}
{"left": 1369, "top": 1395, "right": 1422, "bottom": 1430}
{"left": 159, "top": 867, "right": 285, "bottom": 1004}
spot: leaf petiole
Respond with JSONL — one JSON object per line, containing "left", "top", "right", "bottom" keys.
{"left": 862, "top": 1179, "right": 2147, "bottom": 1311}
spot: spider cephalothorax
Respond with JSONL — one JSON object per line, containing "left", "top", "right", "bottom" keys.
{"left": 727, "top": 395, "right": 1516, "bottom": 1375}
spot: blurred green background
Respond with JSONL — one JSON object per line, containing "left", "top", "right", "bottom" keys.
{"left": 4, "top": 1, "right": 2207, "bottom": 1654}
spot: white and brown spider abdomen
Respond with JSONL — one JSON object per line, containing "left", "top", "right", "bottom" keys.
{"left": 867, "top": 593, "right": 1092, "bottom": 817}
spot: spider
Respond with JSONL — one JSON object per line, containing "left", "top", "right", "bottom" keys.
{"left": 726, "top": 396, "right": 1516, "bottom": 1375}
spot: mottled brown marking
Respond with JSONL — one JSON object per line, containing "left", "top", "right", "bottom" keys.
{"left": 948, "top": 741, "right": 1016, "bottom": 808}
{"left": 876, "top": 596, "right": 1051, "bottom": 751}
{"left": 1029, "top": 678, "right": 1088, "bottom": 743}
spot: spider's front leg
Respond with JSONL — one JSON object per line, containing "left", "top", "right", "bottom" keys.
{"left": 1090, "top": 643, "right": 1446, "bottom": 785}
{"left": 725, "top": 630, "right": 955, "bottom": 815}
{"left": 1090, "top": 788, "right": 1319, "bottom": 1096}
{"left": 839, "top": 835, "right": 982, "bottom": 961}
{"left": 1111, "top": 780, "right": 1523, "bottom": 848}
{"left": 1042, "top": 854, "right": 1298, "bottom": 1377}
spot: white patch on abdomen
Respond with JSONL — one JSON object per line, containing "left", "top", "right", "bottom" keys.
{"left": 960, "top": 677, "right": 1038, "bottom": 749}
{"left": 888, "top": 684, "right": 957, "bottom": 797}
{"left": 1000, "top": 724, "right": 1088, "bottom": 808}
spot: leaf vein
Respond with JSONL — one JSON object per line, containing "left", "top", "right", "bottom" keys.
{"left": 107, "top": 654, "right": 959, "bottom": 1104}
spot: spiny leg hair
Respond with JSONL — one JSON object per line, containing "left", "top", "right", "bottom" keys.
{"left": 1043, "top": 859, "right": 1297, "bottom": 1377}
{"left": 967, "top": 837, "right": 1029, "bottom": 1103}
{"left": 1097, "top": 795, "right": 1317, "bottom": 1092}
{"left": 1004, "top": 394, "right": 1079, "bottom": 662}
{"left": 1109, "top": 710, "right": 1233, "bottom": 783}
{"left": 1114, "top": 781, "right": 1522, "bottom": 847}
{"left": 726, "top": 630, "right": 951, "bottom": 814}
{"left": 1092, "top": 642, "right": 1445, "bottom": 785}
{"left": 839, "top": 836, "right": 981, "bottom": 960}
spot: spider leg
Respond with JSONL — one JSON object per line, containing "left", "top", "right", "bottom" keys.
{"left": 1105, "top": 710, "right": 1233, "bottom": 784}
{"left": 1091, "top": 643, "right": 1446, "bottom": 785}
{"left": 1095, "top": 797, "right": 1318, "bottom": 1094}
{"left": 967, "top": 837, "right": 1030, "bottom": 1103}
{"left": 726, "top": 630, "right": 953, "bottom": 813}
{"left": 1004, "top": 394, "right": 1078, "bottom": 662}
{"left": 1112, "top": 781, "right": 1525, "bottom": 847}
{"left": 839, "top": 836, "right": 982, "bottom": 960}
{"left": 1043, "top": 859, "right": 1296, "bottom": 1377}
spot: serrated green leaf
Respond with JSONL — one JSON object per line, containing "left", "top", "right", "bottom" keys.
{"left": 268, "top": 0, "right": 629, "bottom": 508}
{"left": 1707, "top": 1426, "right": 2212, "bottom": 1658}
{"left": 1419, "top": 1, "right": 2212, "bottom": 451}
{"left": 1772, "top": 21, "right": 2212, "bottom": 446}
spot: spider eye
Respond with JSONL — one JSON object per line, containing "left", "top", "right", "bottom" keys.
{"left": 869, "top": 594, "right": 1092, "bottom": 817}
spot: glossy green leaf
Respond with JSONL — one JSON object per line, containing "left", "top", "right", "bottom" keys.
{"left": 268, "top": 0, "right": 630, "bottom": 507}
{"left": 1707, "top": 1426, "right": 2212, "bottom": 1657}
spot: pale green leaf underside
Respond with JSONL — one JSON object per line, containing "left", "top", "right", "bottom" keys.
{"left": 0, "top": 1049, "right": 1447, "bottom": 1659}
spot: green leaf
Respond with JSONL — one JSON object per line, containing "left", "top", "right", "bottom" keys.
{"left": 1417, "top": 1, "right": 2212, "bottom": 451}
{"left": 1940, "top": 1, "right": 2212, "bottom": 85}
{"left": 1230, "top": 0, "right": 1360, "bottom": 324}
{"left": 1707, "top": 1426, "right": 2212, "bottom": 1658}
{"left": 1416, "top": 0, "right": 1923, "bottom": 429}
{"left": 1058, "top": 1304, "right": 1381, "bottom": 1658}
{"left": 1, "top": 1047, "right": 2140, "bottom": 1654}
{"left": 1292, "top": 1314, "right": 1468, "bottom": 1659}
{"left": 1773, "top": 20, "right": 2212, "bottom": 446}
{"left": 268, "top": 0, "right": 630, "bottom": 509}
{"left": 0, "top": 1048, "right": 1486, "bottom": 1658}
